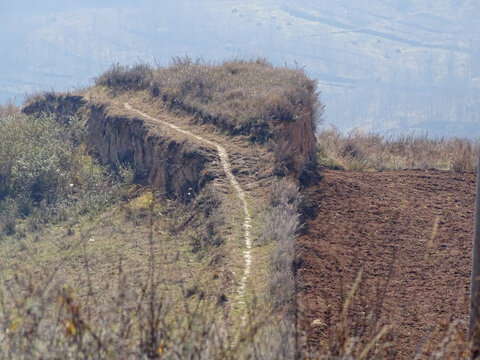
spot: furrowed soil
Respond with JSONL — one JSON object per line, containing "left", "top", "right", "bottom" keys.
{"left": 298, "top": 168, "right": 477, "bottom": 358}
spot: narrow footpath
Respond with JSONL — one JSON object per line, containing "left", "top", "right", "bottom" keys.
{"left": 124, "top": 103, "right": 252, "bottom": 318}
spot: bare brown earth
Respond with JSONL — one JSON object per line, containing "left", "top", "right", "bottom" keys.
{"left": 298, "top": 168, "right": 477, "bottom": 358}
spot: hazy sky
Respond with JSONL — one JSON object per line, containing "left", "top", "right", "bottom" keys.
{"left": 1, "top": 0, "right": 479, "bottom": 137}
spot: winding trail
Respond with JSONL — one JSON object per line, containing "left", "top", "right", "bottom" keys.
{"left": 124, "top": 103, "right": 252, "bottom": 314}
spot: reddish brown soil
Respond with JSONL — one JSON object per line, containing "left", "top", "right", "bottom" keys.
{"left": 297, "top": 169, "right": 477, "bottom": 358}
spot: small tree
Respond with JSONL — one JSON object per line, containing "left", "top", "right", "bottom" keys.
{"left": 469, "top": 148, "right": 480, "bottom": 357}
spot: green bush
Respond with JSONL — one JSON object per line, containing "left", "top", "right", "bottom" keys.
{"left": 0, "top": 112, "right": 117, "bottom": 235}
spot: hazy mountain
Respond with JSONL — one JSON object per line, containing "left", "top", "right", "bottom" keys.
{"left": 1, "top": 0, "right": 479, "bottom": 137}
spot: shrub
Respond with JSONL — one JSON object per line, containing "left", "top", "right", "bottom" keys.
{"left": 260, "top": 204, "right": 299, "bottom": 246}
{"left": 451, "top": 138, "right": 476, "bottom": 173}
{"left": 269, "top": 139, "right": 300, "bottom": 176}
{"left": 259, "top": 179, "right": 301, "bottom": 312}
{"left": 95, "top": 63, "right": 154, "bottom": 91}
{"left": 0, "top": 112, "right": 118, "bottom": 232}
{"left": 270, "top": 178, "right": 302, "bottom": 208}
{"left": 0, "top": 102, "right": 20, "bottom": 118}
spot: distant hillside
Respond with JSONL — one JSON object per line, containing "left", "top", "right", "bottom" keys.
{"left": 1, "top": 0, "right": 479, "bottom": 137}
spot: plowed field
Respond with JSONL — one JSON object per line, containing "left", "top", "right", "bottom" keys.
{"left": 298, "top": 169, "right": 477, "bottom": 358}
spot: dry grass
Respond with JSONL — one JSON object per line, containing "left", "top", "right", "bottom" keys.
{"left": 5, "top": 58, "right": 476, "bottom": 358}
{"left": 95, "top": 57, "right": 321, "bottom": 143}
{"left": 95, "top": 63, "right": 153, "bottom": 92}
{"left": 5, "top": 75, "right": 298, "bottom": 357}
{"left": 254, "top": 177, "right": 302, "bottom": 359}
{"left": 0, "top": 185, "right": 296, "bottom": 359}
{"left": 0, "top": 102, "right": 20, "bottom": 118}
{"left": 318, "top": 127, "right": 479, "bottom": 172}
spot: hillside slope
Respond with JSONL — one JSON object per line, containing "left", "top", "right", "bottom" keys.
{"left": 298, "top": 168, "right": 476, "bottom": 358}
{"left": 0, "top": 61, "right": 319, "bottom": 358}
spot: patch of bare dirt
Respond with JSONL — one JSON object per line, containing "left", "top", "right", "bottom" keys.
{"left": 298, "top": 168, "right": 476, "bottom": 358}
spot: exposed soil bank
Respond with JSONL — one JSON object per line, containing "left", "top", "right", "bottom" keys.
{"left": 298, "top": 169, "right": 476, "bottom": 358}
{"left": 87, "top": 103, "right": 217, "bottom": 199}
{"left": 22, "top": 95, "right": 218, "bottom": 200}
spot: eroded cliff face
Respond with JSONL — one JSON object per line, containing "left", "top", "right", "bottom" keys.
{"left": 269, "top": 103, "right": 318, "bottom": 180}
{"left": 22, "top": 95, "right": 218, "bottom": 200}
{"left": 86, "top": 104, "right": 217, "bottom": 199}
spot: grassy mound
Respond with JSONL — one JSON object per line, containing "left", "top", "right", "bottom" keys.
{"left": 96, "top": 58, "right": 321, "bottom": 143}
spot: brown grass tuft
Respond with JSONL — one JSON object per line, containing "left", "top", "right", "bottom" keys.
{"left": 318, "top": 127, "right": 479, "bottom": 172}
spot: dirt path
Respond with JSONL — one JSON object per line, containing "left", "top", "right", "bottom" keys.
{"left": 298, "top": 169, "right": 476, "bottom": 358}
{"left": 124, "top": 103, "right": 252, "bottom": 314}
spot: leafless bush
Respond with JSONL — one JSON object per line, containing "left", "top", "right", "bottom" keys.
{"left": 269, "top": 139, "right": 300, "bottom": 176}
{"left": 451, "top": 138, "right": 476, "bottom": 173}
{"left": 96, "top": 63, "right": 154, "bottom": 92}
{"left": 258, "top": 179, "right": 301, "bottom": 317}
{"left": 270, "top": 178, "right": 302, "bottom": 208}
{"left": 260, "top": 204, "right": 299, "bottom": 247}
{"left": 259, "top": 179, "right": 300, "bottom": 245}
{"left": 0, "top": 102, "right": 20, "bottom": 118}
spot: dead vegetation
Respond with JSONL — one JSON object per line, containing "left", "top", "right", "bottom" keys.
{"left": 96, "top": 57, "right": 321, "bottom": 144}
{"left": 259, "top": 179, "right": 301, "bottom": 314}
{"left": 0, "top": 102, "right": 20, "bottom": 118}
{"left": 0, "top": 242, "right": 250, "bottom": 359}
{"left": 95, "top": 63, "right": 154, "bottom": 92}
{"left": 318, "top": 126, "right": 480, "bottom": 172}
